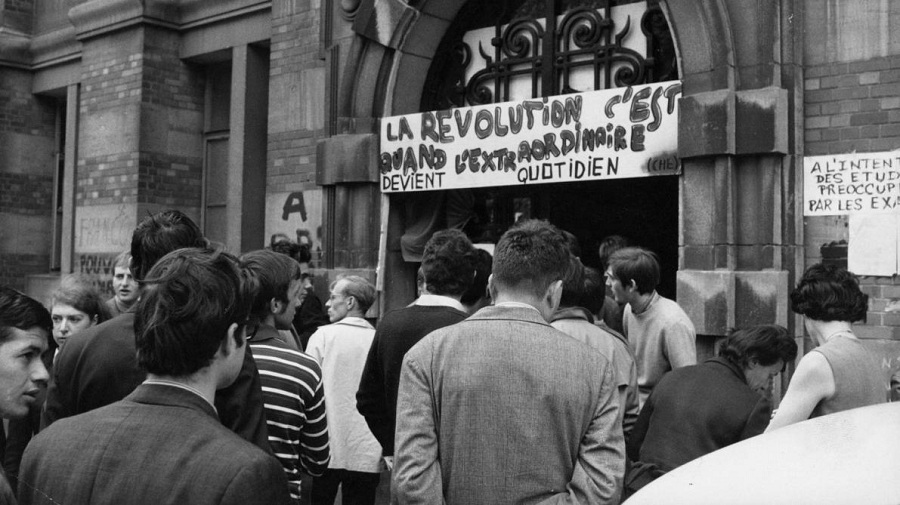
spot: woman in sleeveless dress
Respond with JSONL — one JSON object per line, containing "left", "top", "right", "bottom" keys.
{"left": 766, "top": 263, "right": 886, "bottom": 432}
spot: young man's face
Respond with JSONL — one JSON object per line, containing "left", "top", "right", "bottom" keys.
{"left": 51, "top": 304, "right": 95, "bottom": 348}
{"left": 112, "top": 267, "right": 139, "bottom": 305}
{"left": 0, "top": 326, "right": 50, "bottom": 419}
{"left": 604, "top": 269, "right": 631, "bottom": 304}
{"left": 325, "top": 280, "right": 352, "bottom": 323}
{"left": 273, "top": 279, "right": 304, "bottom": 331}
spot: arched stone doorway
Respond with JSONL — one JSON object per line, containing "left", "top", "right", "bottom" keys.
{"left": 332, "top": 0, "right": 802, "bottom": 352}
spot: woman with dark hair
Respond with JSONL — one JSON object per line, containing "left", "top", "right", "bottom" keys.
{"left": 625, "top": 324, "right": 797, "bottom": 497}
{"left": 766, "top": 264, "right": 886, "bottom": 432}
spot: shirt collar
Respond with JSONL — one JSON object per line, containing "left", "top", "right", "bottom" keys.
{"left": 494, "top": 301, "right": 542, "bottom": 314}
{"left": 142, "top": 379, "right": 217, "bottom": 414}
{"left": 550, "top": 306, "right": 594, "bottom": 323}
{"left": 333, "top": 316, "right": 375, "bottom": 329}
{"left": 413, "top": 294, "right": 466, "bottom": 312}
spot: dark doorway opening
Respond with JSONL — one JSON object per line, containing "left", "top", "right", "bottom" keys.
{"left": 461, "top": 175, "right": 679, "bottom": 298}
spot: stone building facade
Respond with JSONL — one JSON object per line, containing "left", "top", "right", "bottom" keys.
{"left": 1, "top": 0, "right": 899, "bottom": 391}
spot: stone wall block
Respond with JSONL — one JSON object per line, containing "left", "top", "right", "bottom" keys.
{"left": 315, "top": 133, "right": 378, "bottom": 184}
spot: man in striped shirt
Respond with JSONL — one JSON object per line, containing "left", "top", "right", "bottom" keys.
{"left": 242, "top": 250, "right": 331, "bottom": 502}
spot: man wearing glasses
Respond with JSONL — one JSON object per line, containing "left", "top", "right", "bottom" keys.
{"left": 241, "top": 249, "right": 331, "bottom": 502}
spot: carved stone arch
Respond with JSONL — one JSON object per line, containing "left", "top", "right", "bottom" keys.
{"left": 659, "top": 0, "right": 735, "bottom": 93}
{"left": 340, "top": 0, "right": 800, "bottom": 332}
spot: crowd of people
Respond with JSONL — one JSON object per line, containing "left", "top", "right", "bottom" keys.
{"left": 0, "top": 209, "right": 890, "bottom": 505}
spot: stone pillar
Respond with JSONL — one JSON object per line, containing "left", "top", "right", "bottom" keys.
{"left": 666, "top": 0, "right": 803, "bottom": 347}
{"left": 0, "top": 67, "right": 56, "bottom": 290}
{"left": 267, "top": 0, "right": 329, "bottom": 280}
{"left": 69, "top": 1, "right": 204, "bottom": 291}
{"left": 228, "top": 44, "right": 268, "bottom": 254}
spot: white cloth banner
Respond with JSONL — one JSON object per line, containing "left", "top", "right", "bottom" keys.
{"left": 379, "top": 81, "right": 683, "bottom": 193}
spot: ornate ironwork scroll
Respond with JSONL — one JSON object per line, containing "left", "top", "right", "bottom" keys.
{"left": 422, "top": 0, "right": 677, "bottom": 109}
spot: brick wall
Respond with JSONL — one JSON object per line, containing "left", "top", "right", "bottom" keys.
{"left": 138, "top": 26, "right": 204, "bottom": 209}
{"left": 268, "top": 0, "right": 325, "bottom": 191}
{"left": 0, "top": 0, "right": 34, "bottom": 33}
{"left": 77, "top": 30, "right": 144, "bottom": 207}
{"left": 76, "top": 27, "right": 204, "bottom": 210}
{"left": 804, "top": 55, "right": 900, "bottom": 156}
{"left": 0, "top": 67, "right": 56, "bottom": 290}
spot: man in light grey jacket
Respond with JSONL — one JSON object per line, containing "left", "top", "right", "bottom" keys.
{"left": 393, "top": 220, "right": 624, "bottom": 504}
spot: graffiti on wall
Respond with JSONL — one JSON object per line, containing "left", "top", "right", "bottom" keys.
{"left": 76, "top": 253, "right": 117, "bottom": 298}
{"left": 75, "top": 204, "right": 133, "bottom": 254}
{"left": 266, "top": 190, "right": 324, "bottom": 266}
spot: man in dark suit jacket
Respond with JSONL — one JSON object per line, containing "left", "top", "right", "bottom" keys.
{"left": 356, "top": 229, "right": 477, "bottom": 458}
{"left": 393, "top": 220, "right": 625, "bottom": 504}
{"left": 626, "top": 324, "right": 798, "bottom": 495}
{"left": 19, "top": 248, "right": 291, "bottom": 505}
{"left": 41, "top": 210, "right": 270, "bottom": 453}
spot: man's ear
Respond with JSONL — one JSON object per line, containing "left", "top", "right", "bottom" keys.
{"left": 220, "top": 322, "right": 240, "bottom": 356}
{"left": 625, "top": 278, "right": 639, "bottom": 294}
{"left": 546, "top": 279, "right": 563, "bottom": 312}
{"left": 269, "top": 297, "right": 283, "bottom": 315}
{"left": 487, "top": 274, "right": 497, "bottom": 301}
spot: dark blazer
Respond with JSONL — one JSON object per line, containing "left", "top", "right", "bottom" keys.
{"left": 356, "top": 303, "right": 467, "bottom": 455}
{"left": 627, "top": 357, "right": 772, "bottom": 472}
{"left": 19, "top": 384, "right": 291, "bottom": 505}
{"left": 41, "top": 313, "right": 271, "bottom": 454}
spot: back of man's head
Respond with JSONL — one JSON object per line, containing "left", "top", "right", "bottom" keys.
{"left": 135, "top": 247, "right": 249, "bottom": 377}
{"left": 581, "top": 266, "right": 606, "bottom": 314}
{"left": 421, "top": 229, "right": 477, "bottom": 298}
{"left": 241, "top": 249, "right": 303, "bottom": 325}
{"left": 0, "top": 286, "right": 52, "bottom": 344}
{"left": 607, "top": 247, "right": 659, "bottom": 295}
{"left": 131, "top": 210, "right": 206, "bottom": 281}
{"left": 460, "top": 248, "right": 493, "bottom": 307}
{"left": 598, "top": 235, "right": 630, "bottom": 272}
{"left": 492, "top": 220, "right": 570, "bottom": 298}
{"left": 558, "top": 255, "right": 586, "bottom": 308}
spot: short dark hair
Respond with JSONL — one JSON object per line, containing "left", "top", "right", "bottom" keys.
{"left": 0, "top": 286, "right": 52, "bottom": 344}
{"left": 492, "top": 220, "right": 570, "bottom": 297}
{"left": 50, "top": 275, "right": 112, "bottom": 324}
{"left": 422, "top": 229, "right": 477, "bottom": 297}
{"left": 790, "top": 263, "right": 868, "bottom": 323}
{"left": 332, "top": 275, "right": 376, "bottom": 314}
{"left": 561, "top": 230, "right": 581, "bottom": 258}
{"left": 135, "top": 247, "right": 250, "bottom": 376}
{"left": 559, "top": 255, "right": 586, "bottom": 308}
{"left": 718, "top": 324, "right": 798, "bottom": 371}
{"left": 581, "top": 266, "right": 606, "bottom": 314}
{"left": 131, "top": 210, "right": 206, "bottom": 281}
{"left": 460, "top": 248, "right": 492, "bottom": 306}
{"left": 598, "top": 235, "right": 630, "bottom": 272}
{"left": 607, "top": 247, "right": 659, "bottom": 295}
{"left": 241, "top": 249, "right": 303, "bottom": 324}
{"left": 269, "top": 240, "right": 302, "bottom": 264}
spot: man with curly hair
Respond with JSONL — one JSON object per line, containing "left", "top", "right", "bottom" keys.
{"left": 766, "top": 263, "right": 886, "bottom": 431}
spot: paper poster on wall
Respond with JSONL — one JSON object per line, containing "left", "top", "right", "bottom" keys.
{"left": 803, "top": 151, "right": 900, "bottom": 216}
{"left": 848, "top": 214, "right": 899, "bottom": 276}
{"left": 379, "top": 81, "right": 683, "bottom": 193}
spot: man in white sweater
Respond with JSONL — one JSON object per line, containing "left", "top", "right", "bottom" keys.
{"left": 606, "top": 247, "right": 696, "bottom": 406}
